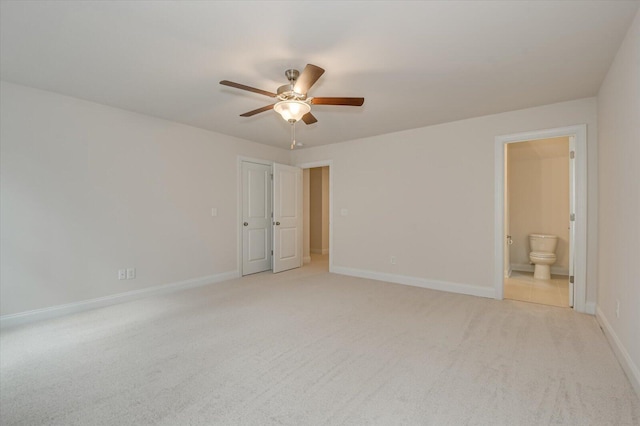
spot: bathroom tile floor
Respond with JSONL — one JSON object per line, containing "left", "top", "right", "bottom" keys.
{"left": 504, "top": 271, "right": 570, "bottom": 307}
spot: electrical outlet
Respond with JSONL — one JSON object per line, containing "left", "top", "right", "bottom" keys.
{"left": 118, "top": 269, "right": 126, "bottom": 280}
{"left": 616, "top": 300, "right": 620, "bottom": 318}
{"left": 211, "top": 207, "right": 218, "bottom": 217}
{"left": 390, "top": 256, "right": 397, "bottom": 265}
{"left": 126, "top": 268, "right": 136, "bottom": 280}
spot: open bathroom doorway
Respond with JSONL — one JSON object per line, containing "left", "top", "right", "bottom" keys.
{"left": 300, "top": 161, "right": 332, "bottom": 272}
{"left": 495, "top": 125, "right": 588, "bottom": 313}
{"left": 505, "top": 137, "right": 571, "bottom": 307}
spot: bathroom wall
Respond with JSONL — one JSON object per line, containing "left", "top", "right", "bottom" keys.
{"left": 507, "top": 137, "right": 570, "bottom": 274}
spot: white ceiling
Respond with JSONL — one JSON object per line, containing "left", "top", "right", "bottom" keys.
{"left": 1, "top": 1, "right": 638, "bottom": 150}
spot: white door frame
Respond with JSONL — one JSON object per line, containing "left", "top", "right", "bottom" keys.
{"left": 494, "top": 125, "right": 588, "bottom": 313}
{"left": 295, "top": 160, "right": 333, "bottom": 273}
{"left": 237, "top": 156, "right": 274, "bottom": 276}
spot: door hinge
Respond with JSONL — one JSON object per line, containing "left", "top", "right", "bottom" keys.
{"left": 270, "top": 173, "right": 273, "bottom": 180}
{"left": 570, "top": 213, "right": 575, "bottom": 222}
{"left": 570, "top": 151, "right": 575, "bottom": 159}
{"left": 271, "top": 250, "right": 273, "bottom": 255}
{"left": 570, "top": 276, "right": 574, "bottom": 284}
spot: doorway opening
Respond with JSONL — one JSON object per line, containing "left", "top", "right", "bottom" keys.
{"left": 304, "top": 166, "right": 330, "bottom": 271}
{"left": 299, "top": 161, "right": 332, "bottom": 272}
{"left": 504, "top": 137, "right": 571, "bottom": 307}
{"left": 494, "top": 125, "right": 587, "bottom": 313}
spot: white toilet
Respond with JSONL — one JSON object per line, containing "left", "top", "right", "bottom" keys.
{"left": 529, "top": 234, "right": 558, "bottom": 280}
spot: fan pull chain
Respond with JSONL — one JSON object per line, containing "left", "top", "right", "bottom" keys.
{"left": 290, "top": 120, "right": 296, "bottom": 150}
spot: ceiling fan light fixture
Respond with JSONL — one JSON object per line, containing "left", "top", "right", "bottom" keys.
{"left": 274, "top": 100, "right": 310, "bottom": 122}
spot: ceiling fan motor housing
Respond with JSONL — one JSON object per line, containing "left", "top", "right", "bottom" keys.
{"left": 277, "top": 85, "right": 306, "bottom": 100}
{"left": 277, "top": 69, "right": 307, "bottom": 101}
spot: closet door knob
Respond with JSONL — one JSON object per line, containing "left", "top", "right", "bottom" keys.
{"left": 243, "top": 222, "right": 248, "bottom": 226}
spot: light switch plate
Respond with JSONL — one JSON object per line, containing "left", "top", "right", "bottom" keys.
{"left": 211, "top": 208, "right": 218, "bottom": 217}
{"left": 126, "top": 268, "right": 136, "bottom": 279}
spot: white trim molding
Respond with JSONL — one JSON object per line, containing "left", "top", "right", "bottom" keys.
{"left": 495, "top": 125, "right": 589, "bottom": 313}
{"left": 596, "top": 307, "right": 640, "bottom": 396}
{"left": 332, "top": 266, "right": 495, "bottom": 299}
{"left": 0, "top": 271, "right": 239, "bottom": 329}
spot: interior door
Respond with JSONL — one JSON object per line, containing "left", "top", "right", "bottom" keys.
{"left": 273, "top": 163, "right": 303, "bottom": 273}
{"left": 242, "top": 161, "right": 272, "bottom": 275}
{"left": 568, "top": 136, "right": 576, "bottom": 307}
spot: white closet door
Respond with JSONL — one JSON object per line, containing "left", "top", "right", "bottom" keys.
{"left": 242, "top": 161, "right": 272, "bottom": 275}
{"left": 273, "top": 163, "right": 302, "bottom": 273}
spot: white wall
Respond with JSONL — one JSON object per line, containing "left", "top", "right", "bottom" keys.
{"left": 0, "top": 81, "right": 289, "bottom": 316}
{"left": 1, "top": 83, "right": 600, "bottom": 317}
{"left": 508, "top": 138, "right": 570, "bottom": 272}
{"left": 596, "top": 9, "right": 640, "bottom": 393}
{"left": 293, "top": 98, "right": 598, "bottom": 302}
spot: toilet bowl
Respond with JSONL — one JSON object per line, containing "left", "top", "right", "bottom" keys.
{"left": 529, "top": 234, "right": 558, "bottom": 280}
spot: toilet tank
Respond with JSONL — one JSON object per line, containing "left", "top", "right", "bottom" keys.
{"left": 529, "top": 234, "right": 558, "bottom": 253}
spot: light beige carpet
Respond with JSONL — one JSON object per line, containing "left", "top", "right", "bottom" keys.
{"left": 1, "top": 257, "right": 638, "bottom": 425}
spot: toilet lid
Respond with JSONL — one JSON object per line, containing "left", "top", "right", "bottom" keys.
{"left": 530, "top": 251, "right": 556, "bottom": 259}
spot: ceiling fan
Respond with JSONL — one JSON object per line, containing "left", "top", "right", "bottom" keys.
{"left": 220, "top": 64, "right": 364, "bottom": 148}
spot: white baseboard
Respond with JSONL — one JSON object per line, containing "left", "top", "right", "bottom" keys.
{"left": 303, "top": 256, "right": 312, "bottom": 264}
{"left": 511, "top": 263, "right": 569, "bottom": 276}
{"left": 0, "top": 270, "right": 239, "bottom": 329}
{"left": 331, "top": 266, "right": 495, "bottom": 299}
{"left": 596, "top": 307, "right": 640, "bottom": 397}
{"left": 310, "top": 248, "right": 329, "bottom": 255}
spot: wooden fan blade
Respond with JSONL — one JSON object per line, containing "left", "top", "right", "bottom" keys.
{"left": 220, "top": 80, "right": 277, "bottom": 98}
{"left": 240, "top": 104, "right": 275, "bottom": 117}
{"left": 301, "top": 112, "right": 318, "bottom": 125}
{"left": 311, "top": 97, "right": 365, "bottom": 106}
{"left": 293, "top": 64, "right": 325, "bottom": 94}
